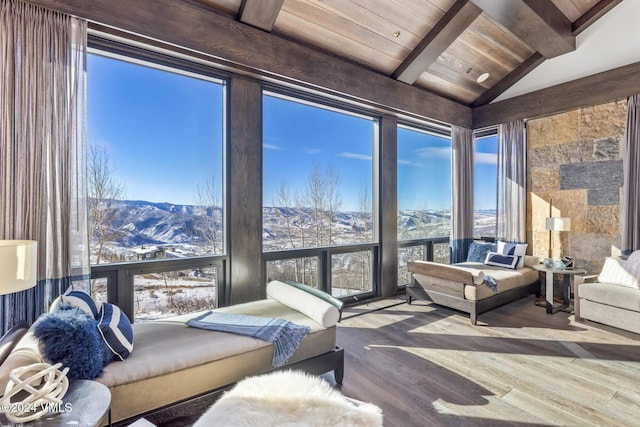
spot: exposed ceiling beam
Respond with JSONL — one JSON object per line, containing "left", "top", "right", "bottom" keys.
{"left": 470, "top": 0, "right": 574, "bottom": 58}
{"left": 27, "top": 0, "right": 471, "bottom": 128}
{"left": 392, "top": 0, "right": 481, "bottom": 84}
{"left": 238, "top": 0, "right": 283, "bottom": 32}
{"left": 572, "top": 0, "right": 623, "bottom": 36}
{"left": 472, "top": 61, "right": 640, "bottom": 128}
{"left": 470, "top": 52, "right": 544, "bottom": 107}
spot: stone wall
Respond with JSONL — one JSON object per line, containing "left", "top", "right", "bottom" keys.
{"left": 526, "top": 100, "right": 627, "bottom": 273}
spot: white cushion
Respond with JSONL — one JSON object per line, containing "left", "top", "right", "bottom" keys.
{"left": 267, "top": 281, "right": 340, "bottom": 328}
{"left": 484, "top": 251, "right": 519, "bottom": 270}
{"left": 597, "top": 257, "right": 640, "bottom": 289}
{"left": 497, "top": 241, "right": 528, "bottom": 268}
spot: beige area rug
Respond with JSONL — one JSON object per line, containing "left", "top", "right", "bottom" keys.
{"left": 193, "top": 370, "right": 383, "bottom": 427}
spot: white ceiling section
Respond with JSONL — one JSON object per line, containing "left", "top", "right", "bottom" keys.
{"left": 495, "top": 0, "right": 640, "bottom": 102}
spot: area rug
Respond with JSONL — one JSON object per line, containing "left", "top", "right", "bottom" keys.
{"left": 193, "top": 370, "right": 383, "bottom": 427}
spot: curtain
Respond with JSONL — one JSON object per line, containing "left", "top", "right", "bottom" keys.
{"left": 0, "top": 0, "right": 88, "bottom": 333}
{"left": 450, "top": 126, "right": 474, "bottom": 263}
{"left": 496, "top": 120, "right": 527, "bottom": 243}
{"left": 622, "top": 94, "right": 640, "bottom": 255}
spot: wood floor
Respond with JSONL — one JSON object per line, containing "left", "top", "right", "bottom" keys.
{"left": 335, "top": 295, "right": 640, "bottom": 427}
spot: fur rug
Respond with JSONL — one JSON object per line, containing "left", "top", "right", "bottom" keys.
{"left": 193, "top": 371, "right": 383, "bottom": 427}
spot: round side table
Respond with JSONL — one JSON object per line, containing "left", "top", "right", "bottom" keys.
{"left": 0, "top": 379, "right": 111, "bottom": 426}
{"left": 533, "top": 264, "right": 587, "bottom": 314}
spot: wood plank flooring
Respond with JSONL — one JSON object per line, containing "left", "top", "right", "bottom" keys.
{"left": 335, "top": 295, "right": 640, "bottom": 427}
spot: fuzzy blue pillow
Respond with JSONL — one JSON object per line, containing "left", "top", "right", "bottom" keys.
{"left": 32, "top": 303, "right": 114, "bottom": 380}
{"left": 467, "top": 242, "right": 497, "bottom": 263}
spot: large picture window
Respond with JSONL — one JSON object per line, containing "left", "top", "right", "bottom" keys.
{"left": 262, "top": 92, "right": 377, "bottom": 297}
{"left": 397, "top": 124, "right": 452, "bottom": 282}
{"left": 474, "top": 133, "right": 498, "bottom": 238}
{"left": 87, "top": 51, "right": 225, "bottom": 319}
{"left": 262, "top": 93, "right": 376, "bottom": 250}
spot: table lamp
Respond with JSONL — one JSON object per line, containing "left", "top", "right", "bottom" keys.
{"left": 0, "top": 240, "right": 38, "bottom": 295}
{"left": 545, "top": 217, "right": 570, "bottom": 260}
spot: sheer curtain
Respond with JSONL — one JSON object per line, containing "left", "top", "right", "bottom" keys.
{"left": 622, "top": 94, "right": 640, "bottom": 255}
{"left": 450, "top": 126, "right": 474, "bottom": 263}
{"left": 0, "top": 0, "right": 88, "bottom": 333}
{"left": 497, "top": 120, "right": 527, "bottom": 243}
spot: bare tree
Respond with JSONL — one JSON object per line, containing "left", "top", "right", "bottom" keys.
{"left": 191, "top": 177, "right": 222, "bottom": 254}
{"left": 302, "top": 163, "right": 342, "bottom": 247}
{"left": 88, "top": 145, "right": 125, "bottom": 264}
{"left": 325, "top": 162, "right": 342, "bottom": 245}
{"left": 304, "top": 164, "right": 326, "bottom": 246}
{"left": 275, "top": 181, "right": 297, "bottom": 250}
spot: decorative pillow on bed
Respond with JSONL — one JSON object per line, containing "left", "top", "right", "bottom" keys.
{"left": 32, "top": 304, "right": 114, "bottom": 380}
{"left": 49, "top": 289, "right": 100, "bottom": 318}
{"left": 267, "top": 280, "right": 340, "bottom": 328}
{"left": 484, "top": 251, "right": 519, "bottom": 270}
{"left": 98, "top": 303, "right": 134, "bottom": 361}
{"left": 497, "top": 241, "right": 528, "bottom": 268}
{"left": 466, "top": 242, "right": 497, "bottom": 263}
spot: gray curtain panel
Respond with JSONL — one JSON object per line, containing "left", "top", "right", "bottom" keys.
{"left": 497, "top": 120, "right": 527, "bottom": 244}
{"left": 450, "top": 126, "right": 474, "bottom": 263}
{"left": 0, "top": 0, "right": 89, "bottom": 333}
{"left": 622, "top": 94, "right": 640, "bottom": 255}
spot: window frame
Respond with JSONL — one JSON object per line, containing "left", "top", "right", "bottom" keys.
{"left": 260, "top": 87, "right": 381, "bottom": 300}
{"left": 87, "top": 33, "right": 230, "bottom": 320}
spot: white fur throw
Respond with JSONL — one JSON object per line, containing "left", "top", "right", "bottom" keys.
{"left": 267, "top": 280, "right": 340, "bottom": 327}
{"left": 194, "top": 371, "right": 383, "bottom": 427}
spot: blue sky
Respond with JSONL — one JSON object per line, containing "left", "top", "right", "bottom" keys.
{"left": 88, "top": 53, "right": 497, "bottom": 212}
{"left": 88, "top": 54, "right": 224, "bottom": 206}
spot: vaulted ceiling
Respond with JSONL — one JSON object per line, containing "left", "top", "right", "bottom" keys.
{"left": 193, "top": 0, "right": 621, "bottom": 107}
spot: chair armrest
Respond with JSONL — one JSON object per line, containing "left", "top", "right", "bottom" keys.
{"left": 574, "top": 274, "right": 598, "bottom": 287}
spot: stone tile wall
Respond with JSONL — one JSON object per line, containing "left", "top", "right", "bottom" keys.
{"left": 526, "top": 100, "right": 627, "bottom": 273}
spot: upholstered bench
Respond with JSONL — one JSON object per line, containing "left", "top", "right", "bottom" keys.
{"left": 0, "top": 281, "right": 345, "bottom": 425}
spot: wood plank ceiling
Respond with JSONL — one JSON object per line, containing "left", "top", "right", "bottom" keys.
{"left": 194, "top": 0, "right": 621, "bottom": 108}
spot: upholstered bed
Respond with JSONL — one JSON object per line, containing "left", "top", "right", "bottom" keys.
{"left": 407, "top": 249, "right": 540, "bottom": 324}
{"left": 0, "top": 281, "right": 344, "bottom": 425}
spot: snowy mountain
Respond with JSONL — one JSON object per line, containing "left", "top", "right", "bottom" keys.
{"left": 93, "top": 199, "right": 495, "bottom": 262}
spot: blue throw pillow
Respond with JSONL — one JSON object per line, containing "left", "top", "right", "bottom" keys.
{"left": 32, "top": 304, "right": 114, "bottom": 380}
{"left": 484, "top": 251, "right": 519, "bottom": 270}
{"left": 467, "top": 242, "right": 497, "bottom": 263}
{"left": 98, "top": 303, "right": 134, "bottom": 361}
{"left": 50, "top": 289, "right": 100, "bottom": 319}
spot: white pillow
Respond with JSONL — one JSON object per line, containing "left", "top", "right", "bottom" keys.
{"left": 497, "top": 241, "right": 528, "bottom": 268}
{"left": 267, "top": 281, "right": 340, "bottom": 328}
{"left": 598, "top": 257, "right": 640, "bottom": 289}
{"left": 484, "top": 251, "right": 519, "bottom": 270}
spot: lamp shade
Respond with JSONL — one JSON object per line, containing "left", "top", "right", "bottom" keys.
{"left": 545, "top": 217, "right": 571, "bottom": 232}
{"left": 0, "top": 240, "right": 38, "bottom": 295}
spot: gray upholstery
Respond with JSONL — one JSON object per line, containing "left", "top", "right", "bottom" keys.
{"left": 576, "top": 274, "right": 640, "bottom": 335}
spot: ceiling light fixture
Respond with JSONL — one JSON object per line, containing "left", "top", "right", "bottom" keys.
{"left": 476, "top": 72, "right": 490, "bottom": 83}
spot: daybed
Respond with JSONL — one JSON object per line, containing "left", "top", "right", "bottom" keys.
{"left": 575, "top": 252, "right": 640, "bottom": 335}
{"left": 407, "top": 243, "right": 539, "bottom": 324}
{"left": 0, "top": 281, "right": 344, "bottom": 425}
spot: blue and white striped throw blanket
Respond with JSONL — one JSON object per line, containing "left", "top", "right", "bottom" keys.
{"left": 186, "top": 311, "right": 310, "bottom": 367}
{"left": 483, "top": 274, "right": 498, "bottom": 293}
